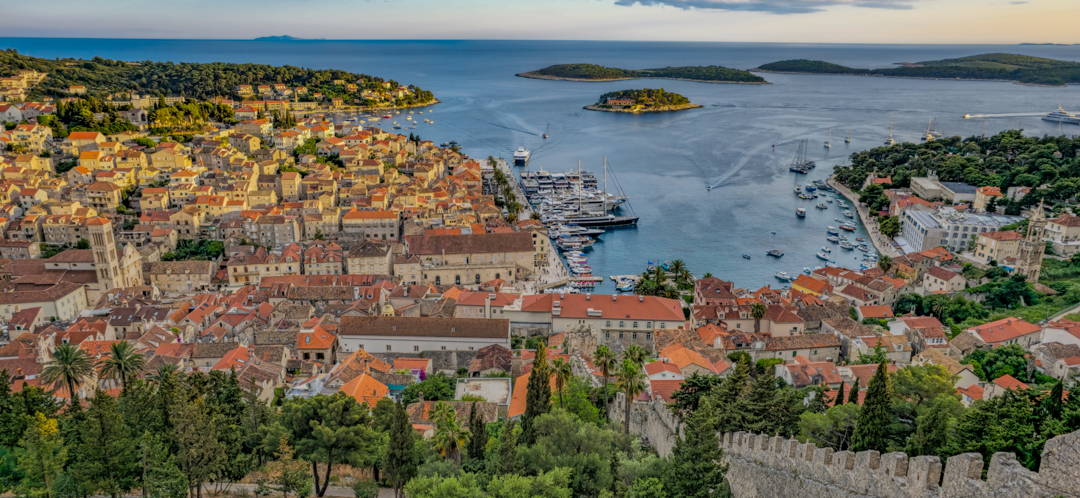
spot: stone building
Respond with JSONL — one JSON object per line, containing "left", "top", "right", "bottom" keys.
{"left": 396, "top": 232, "right": 537, "bottom": 286}
{"left": 147, "top": 261, "right": 218, "bottom": 295}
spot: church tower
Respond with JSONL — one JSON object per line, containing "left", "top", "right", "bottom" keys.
{"left": 1015, "top": 200, "right": 1047, "bottom": 283}
{"left": 87, "top": 217, "right": 122, "bottom": 291}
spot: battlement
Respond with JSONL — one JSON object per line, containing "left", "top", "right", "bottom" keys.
{"left": 720, "top": 430, "right": 1080, "bottom": 498}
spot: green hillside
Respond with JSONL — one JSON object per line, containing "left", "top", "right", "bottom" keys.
{"left": 756, "top": 53, "right": 1080, "bottom": 86}
{"left": 524, "top": 63, "right": 765, "bottom": 83}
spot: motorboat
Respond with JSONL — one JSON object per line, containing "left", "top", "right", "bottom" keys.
{"left": 513, "top": 147, "right": 530, "bottom": 165}
{"left": 816, "top": 203, "right": 828, "bottom": 209}
{"left": 856, "top": 237, "right": 865, "bottom": 242}
{"left": 826, "top": 198, "right": 833, "bottom": 203}
{"left": 841, "top": 241, "right": 856, "bottom": 250}
{"left": 839, "top": 223, "right": 857, "bottom": 231}
{"left": 826, "top": 227, "right": 839, "bottom": 236}
{"left": 742, "top": 254, "right": 751, "bottom": 260}
{"left": 843, "top": 210, "right": 855, "bottom": 218}
{"left": 796, "top": 207, "right": 807, "bottom": 218}
{"left": 767, "top": 249, "right": 784, "bottom": 258}
{"left": 821, "top": 246, "right": 832, "bottom": 253}
{"left": 616, "top": 280, "right": 634, "bottom": 292}
{"left": 826, "top": 236, "right": 840, "bottom": 243}
{"left": 794, "top": 186, "right": 802, "bottom": 194}
{"left": 817, "top": 252, "right": 831, "bottom": 260}
{"left": 803, "top": 268, "right": 813, "bottom": 275}
{"left": 775, "top": 271, "right": 791, "bottom": 281}
{"left": 805, "top": 184, "right": 816, "bottom": 192}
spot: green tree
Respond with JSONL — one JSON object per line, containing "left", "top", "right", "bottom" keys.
{"left": 669, "top": 373, "right": 722, "bottom": 421}
{"left": 851, "top": 361, "right": 893, "bottom": 452}
{"left": 69, "top": 390, "right": 138, "bottom": 498}
{"left": 76, "top": 238, "right": 91, "bottom": 249}
{"left": 172, "top": 397, "right": 225, "bottom": 498}
{"left": 383, "top": 401, "right": 417, "bottom": 498}
{"left": 431, "top": 402, "right": 470, "bottom": 467}
{"left": 465, "top": 402, "right": 487, "bottom": 466}
{"left": 616, "top": 359, "right": 648, "bottom": 435}
{"left": 403, "top": 474, "right": 484, "bottom": 498}
{"left": 401, "top": 373, "right": 456, "bottom": 405}
{"left": 877, "top": 255, "right": 893, "bottom": 274}
{"left": 281, "top": 393, "right": 375, "bottom": 497}
{"left": 551, "top": 357, "right": 572, "bottom": 409}
{"left": 750, "top": 303, "right": 767, "bottom": 333}
{"left": 17, "top": 413, "right": 67, "bottom": 498}
{"left": 313, "top": 229, "right": 325, "bottom": 241}
{"left": 592, "top": 346, "right": 617, "bottom": 418}
{"left": 905, "top": 397, "right": 962, "bottom": 458}
{"left": 798, "top": 403, "right": 860, "bottom": 451}
{"left": 97, "top": 341, "right": 146, "bottom": 391}
{"left": 496, "top": 420, "right": 519, "bottom": 476}
{"left": 139, "top": 435, "right": 187, "bottom": 498}
{"left": 256, "top": 436, "right": 312, "bottom": 498}
{"left": 661, "top": 411, "right": 727, "bottom": 498}
{"left": 40, "top": 343, "right": 94, "bottom": 405}
{"left": 486, "top": 468, "right": 573, "bottom": 498}
{"left": 878, "top": 216, "right": 901, "bottom": 238}
{"left": 628, "top": 477, "right": 667, "bottom": 498}
{"left": 522, "top": 346, "right": 552, "bottom": 444}
{"left": 834, "top": 380, "right": 846, "bottom": 406}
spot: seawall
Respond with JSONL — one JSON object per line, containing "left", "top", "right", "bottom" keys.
{"left": 721, "top": 431, "right": 1080, "bottom": 498}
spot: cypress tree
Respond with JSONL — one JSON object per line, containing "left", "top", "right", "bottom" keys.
{"left": 905, "top": 398, "right": 953, "bottom": 458}
{"left": 466, "top": 402, "right": 487, "bottom": 463}
{"left": 1045, "top": 380, "right": 1064, "bottom": 419}
{"left": 851, "top": 361, "right": 892, "bottom": 452}
{"left": 498, "top": 420, "right": 518, "bottom": 476}
{"left": 521, "top": 346, "right": 551, "bottom": 444}
{"left": 834, "top": 380, "right": 846, "bottom": 406}
{"left": 385, "top": 401, "right": 417, "bottom": 498}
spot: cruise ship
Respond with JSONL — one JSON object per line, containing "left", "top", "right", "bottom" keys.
{"left": 513, "top": 146, "right": 530, "bottom": 165}
{"left": 1042, "top": 105, "right": 1080, "bottom": 125}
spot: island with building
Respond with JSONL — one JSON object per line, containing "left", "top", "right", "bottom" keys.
{"left": 752, "top": 53, "right": 1080, "bottom": 86}
{"left": 585, "top": 88, "right": 700, "bottom": 113}
{"left": 518, "top": 63, "right": 766, "bottom": 84}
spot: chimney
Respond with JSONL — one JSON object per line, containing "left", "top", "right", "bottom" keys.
{"left": 484, "top": 294, "right": 491, "bottom": 319}
{"left": 612, "top": 295, "right": 617, "bottom": 302}
{"left": 586, "top": 293, "right": 590, "bottom": 300}
{"left": 418, "top": 391, "right": 424, "bottom": 405}
{"left": 639, "top": 295, "right": 644, "bottom": 302}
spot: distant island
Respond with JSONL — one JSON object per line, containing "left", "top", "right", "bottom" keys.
{"left": 518, "top": 63, "right": 766, "bottom": 84}
{"left": 585, "top": 88, "right": 700, "bottom": 113}
{"left": 752, "top": 53, "right": 1080, "bottom": 86}
{"left": 254, "top": 35, "right": 323, "bottom": 41}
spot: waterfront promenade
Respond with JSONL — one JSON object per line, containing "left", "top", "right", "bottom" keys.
{"left": 828, "top": 177, "right": 903, "bottom": 259}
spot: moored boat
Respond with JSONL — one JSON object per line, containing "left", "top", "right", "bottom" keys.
{"left": 767, "top": 249, "right": 784, "bottom": 258}
{"left": 817, "top": 252, "right": 830, "bottom": 260}
{"left": 796, "top": 207, "right": 807, "bottom": 218}
{"left": 839, "top": 223, "right": 857, "bottom": 231}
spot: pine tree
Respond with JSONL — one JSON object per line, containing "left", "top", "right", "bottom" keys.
{"left": 661, "top": 411, "right": 728, "bottom": 498}
{"left": 384, "top": 401, "right": 417, "bottom": 498}
{"left": 0, "top": 370, "right": 16, "bottom": 448}
{"left": 703, "top": 356, "right": 751, "bottom": 433}
{"left": 70, "top": 390, "right": 139, "bottom": 498}
{"left": 851, "top": 361, "right": 893, "bottom": 452}
{"left": 498, "top": 420, "right": 519, "bottom": 476}
{"left": 834, "top": 380, "right": 846, "bottom": 406}
{"left": 736, "top": 370, "right": 780, "bottom": 435}
{"left": 17, "top": 413, "right": 67, "bottom": 498}
{"left": 905, "top": 398, "right": 954, "bottom": 458}
{"left": 1045, "top": 380, "right": 1064, "bottom": 419}
{"left": 521, "top": 346, "right": 551, "bottom": 444}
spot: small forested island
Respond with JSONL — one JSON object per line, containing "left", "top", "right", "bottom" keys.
{"left": 753, "top": 53, "right": 1080, "bottom": 86}
{"left": 585, "top": 88, "right": 700, "bottom": 113}
{"left": 518, "top": 63, "right": 766, "bottom": 84}
{"left": 0, "top": 49, "right": 435, "bottom": 105}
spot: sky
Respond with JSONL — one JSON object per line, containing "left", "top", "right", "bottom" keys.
{"left": 1, "top": 0, "right": 1077, "bottom": 44}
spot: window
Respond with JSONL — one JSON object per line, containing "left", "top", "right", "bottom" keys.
{"left": 414, "top": 345, "right": 419, "bottom": 352}
{"left": 793, "top": 351, "right": 797, "bottom": 357}
{"left": 605, "top": 332, "right": 610, "bottom": 340}
{"left": 619, "top": 321, "right": 625, "bottom": 328}
{"left": 646, "top": 322, "right": 652, "bottom": 328}
{"left": 660, "top": 323, "right": 666, "bottom": 329}
{"left": 468, "top": 346, "right": 474, "bottom": 351}
{"left": 441, "top": 346, "right": 446, "bottom": 351}
{"left": 633, "top": 322, "right": 638, "bottom": 328}
{"left": 619, "top": 332, "right": 624, "bottom": 339}
{"left": 358, "top": 344, "right": 364, "bottom": 350}
{"left": 606, "top": 321, "right": 611, "bottom": 327}
{"left": 632, "top": 332, "right": 637, "bottom": 340}
{"left": 386, "top": 345, "right": 392, "bottom": 351}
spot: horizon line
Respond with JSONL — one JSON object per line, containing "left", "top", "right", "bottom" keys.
{"left": 0, "top": 36, "right": 1074, "bottom": 46}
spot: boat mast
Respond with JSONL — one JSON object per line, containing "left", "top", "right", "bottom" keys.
{"left": 603, "top": 157, "right": 608, "bottom": 212}
{"left": 578, "top": 160, "right": 582, "bottom": 213}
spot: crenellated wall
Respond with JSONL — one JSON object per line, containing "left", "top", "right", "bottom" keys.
{"left": 721, "top": 430, "right": 1080, "bottom": 498}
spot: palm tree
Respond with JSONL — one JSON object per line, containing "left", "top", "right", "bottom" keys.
{"left": 40, "top": 343, "right": 94, "bottom": 405}
{"left": 751, "top": 303, "right": 768, "bottom": 333}
{"left": 592, "top": 346, "right": 617, "bottom": 417}
{"left": 147, "top": 362, "right": 180, "bottom": 384}
{"left": 877, "top": 255, "right": 893, "bottom": 275}
{"left": 668, "top": 260, "right": 686, "bottom": 286}
{"left": 615, "top": 359, "right": 647, "bottom": 435}
{"left": 551, "top": 358, "right": 572, "bottom": 409}
{"left": 623, "top": 345, "right": 647, "bottom": 367}
{"left": 98, "top": 340, "right": 146, "bottom": 390}
{"left": 930, "top": 300, "right": 946, "bottom": 319}
{"left": 431, "top": 402, "right": 470, "bottom": 467}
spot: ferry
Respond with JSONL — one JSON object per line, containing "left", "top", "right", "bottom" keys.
{"left": 1042, "top": 105, "right": 1080, "bottom": 125}
{"left": 796, "top": 207, "right": 807, "bottom": 218}
{"left": 513, "top": 146, "right": 530, "bottom": 165}
{"left": 767, "top": 249, "right": 784, "bottom": 258}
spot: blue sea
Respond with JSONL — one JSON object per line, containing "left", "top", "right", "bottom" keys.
{"left": 4, "top": 38, "right": 1079, "bottom": 289}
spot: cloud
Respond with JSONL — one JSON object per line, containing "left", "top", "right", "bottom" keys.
{"left": 1009, "top": 1, "right": 1027, "bottom": 4}
{"left": 613, "top": 0, "right": 918, "bottom": 14}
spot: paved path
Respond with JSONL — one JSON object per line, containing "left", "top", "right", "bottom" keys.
{"left": 828, "top": 178, "right": 903, "bottom": 259}
{"left": 202, "top": 483, "right": 395, "bottom": 498}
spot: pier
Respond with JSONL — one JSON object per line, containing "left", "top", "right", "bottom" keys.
{"left": 827, "top": 177, "right": 903, "bottom": 259}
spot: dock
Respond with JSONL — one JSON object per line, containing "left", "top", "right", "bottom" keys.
{"left": 571, "top": 276, "right": 604, "bottom": 282}
{"left": 609, "top": 274, "right": 641, "bottom": 282}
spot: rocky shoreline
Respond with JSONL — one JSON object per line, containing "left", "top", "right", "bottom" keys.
{"left": 584, "top": 104, "right": 702, "bottom": 113}
{"left": 748, "top": 69, "right": 1069, "bottom": 87}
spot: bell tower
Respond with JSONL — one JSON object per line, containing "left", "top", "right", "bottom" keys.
{"left": 1015, "top": 200, "right": 1047, "bottom": 282}
{"left": 87, "top": 217, "right": 121, "bottom": 291}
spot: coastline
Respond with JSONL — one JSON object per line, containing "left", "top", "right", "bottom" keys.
{"left": 516, "top": 72, "right": 770, "bottom": 85}
{"left": 827, "top": 176, "right": 903, "bottom": 259}
{"left": 748, "top": 69, "right": 1069, "bottom": 88}
{"left": 584, "top": 104, "right": 702, "bottom": 113}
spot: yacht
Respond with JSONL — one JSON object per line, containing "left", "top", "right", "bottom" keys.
{"left": 884, "top": 114, "right": 896, "bottom": 146}
{"left": 513, "top": 147, "right": 530, "bottom": 165}
{"left": 775, "top": 271, "right": 791, "bottom": 281}
{"left": 840, "top": 241, "right": 856, "bottom": 250}
{"left": 824, "top": 125, "right": 832, "bottom": 149}
{"left": 789, "top": 139, "right": 816, "bottom": 173}
{"left": 826, "top": 235, "right": 840, "bottom": 243}
{"left": 1042, "top": 105, "right": 1080, "bottom": 125}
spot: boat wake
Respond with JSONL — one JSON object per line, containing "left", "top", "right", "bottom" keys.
{"left": 963, "top": 113, "right": 1043, "bottom": 118}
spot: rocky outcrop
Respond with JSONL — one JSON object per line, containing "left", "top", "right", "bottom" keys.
{"left": 721, "top": 430, "right": 1080, "bottom": 498}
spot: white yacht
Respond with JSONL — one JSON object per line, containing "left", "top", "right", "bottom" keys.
{"left": 1042, "top": 105, "right": 1080, "bottom": 125}
{"left": 513, "top": 146, "right": 530, "bottom": 165}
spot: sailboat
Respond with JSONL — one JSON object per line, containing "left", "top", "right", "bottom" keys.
{"left": 788, "top": 139, "right": 816, "bottom": 174}
{"left": 844, "top": 123, "right": 851, "bottom": 143}
{"left": 824, "top": 125, "right": 832, "bottom": 149}
{"left": 922, "top": 119, "right": 935, "bottom": 141}
{"left": 884, "top": 114, "right": 896, "bottom": 146}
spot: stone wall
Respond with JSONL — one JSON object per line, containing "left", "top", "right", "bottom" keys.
{"left": 721, "top": 430, "right": 1080, "bottom": 498}
{"left": 370, "top": 350, "right": 478, "bottom": 373}
{"left": 511, "top": 325, "right": 551, "bottom": 338}
{"left": 607, "top": 393, "right": 683, "bottom": 458}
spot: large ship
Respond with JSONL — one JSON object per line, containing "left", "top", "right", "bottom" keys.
{"left": 788, "top": 139, "right": 816, "bottom": 174}
{"left": 513, "top": 146, "right": 530, "bottom": 165}
{"left": 1042, "top": 105, "right": 1080, "bottom": 125}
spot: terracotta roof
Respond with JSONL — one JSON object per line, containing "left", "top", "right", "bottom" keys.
{"left": 508, "top": 371, "right": 555, "bottom": 418}
{"left": 982, "top": 231, "right": 1022, "bottom": 241}
{"left": 644, "top": 361, "right": 682, "bottom": 376}
{"left": 660, "top": 345, "right": 715, "bottom": 373}
{"left": 792, "top": 274, "right": 831, "bottom": 294}
{"left": 338, "top": 316, "right": 509, "bottom": 339}
{"left": 766, "top": 333, "right": 841, "bottom": 351}
{"left": 858, "top": 305, "right": 894, "bottom": 319}
{"left": 992, "top": 374, "right": 1028, "bottom": 391}
{"left": 844, "top": 363, "right": 899, "bottom": 388}
{"left": 649, "top": 379, "right": 685, "bottom": 404}
{"left": 405, "top": 232, "right": 532, "bottom": 255}
{"left": 339, "top": 373, "right": 389, "bottom": 408}
{"left": 959, "top": 383, "right": 984, "bottom": 401}
{"left": 393, "top": 358, "right": 432, "bottom": 371}
{"left": 1051, "top": 215, "right": 1080, "bottom": 227}
{"left": 967, "top": 317, "right": 1040, "bottom": 344}
{"left": 926, "top": 266, "right": 962, "bottom": 282}
{"left": 297, "top": 330, "right": 336, "bottom": 350}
